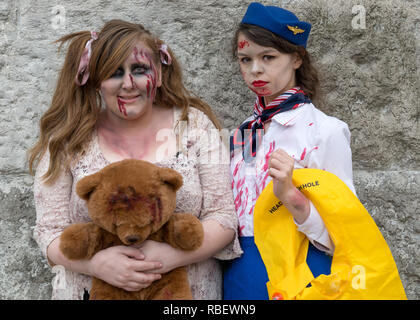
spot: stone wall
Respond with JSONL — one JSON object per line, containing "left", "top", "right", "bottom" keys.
{"left": 0, "top": 0, "right": 418, "bottom": 299}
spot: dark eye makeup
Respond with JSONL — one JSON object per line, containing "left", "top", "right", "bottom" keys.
{"left": 110, "top": 63, "right": 150, "bottom": 78}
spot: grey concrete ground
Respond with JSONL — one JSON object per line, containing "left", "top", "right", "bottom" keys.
{"left": 0, "top": 0, "right": 418, "bottom": 299}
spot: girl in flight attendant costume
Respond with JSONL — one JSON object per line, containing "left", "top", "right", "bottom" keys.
{"left": 224, "top": 3, "right": 357, "bottom": 299}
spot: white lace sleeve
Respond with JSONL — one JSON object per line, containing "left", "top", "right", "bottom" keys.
{"left": 33, "top": 149, "right": 73, "bottom": 264}
{"left": 190, "top": 109, "right": 242, "bottom": 260}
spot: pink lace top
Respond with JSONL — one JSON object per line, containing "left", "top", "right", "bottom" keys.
{"left": 33, "top": 106, "right": 242, "bottom": 300}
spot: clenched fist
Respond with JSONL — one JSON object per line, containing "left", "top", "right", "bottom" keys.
{"left": 268, "top": 149, "right": 310, "bottom": 224}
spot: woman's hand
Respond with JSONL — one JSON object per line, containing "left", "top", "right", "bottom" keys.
{"left": 135, "top": 240, "right": 181, "bottom": 274}
{"left": 136, "top": 220, "right": 235, "bottom": 274}
{"left": 87, "top": 245, "right": 163, "bottom": 292}
{"left": 268, "top": 149, "right": 310, "bottom": 224}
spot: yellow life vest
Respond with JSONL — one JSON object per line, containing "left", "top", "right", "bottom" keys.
{"left": 254, "top": 169, "right": 407, "bottom": 300}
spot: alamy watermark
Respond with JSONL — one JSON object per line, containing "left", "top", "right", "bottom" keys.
{"left": 154, "top": 121, "right": 232, "bottom": 165}
{"left": 51, "top": 265, "right": 67, "bottom": 290}
{"left": 154, "top": 124, "right": 281, "bottom": 166}
{"left": 351, "top": 5, "right": 366, "bottom": 30}
{"left": 51, "top": 5, "right": 66, "bottom": 30}
{"left": 351, "top": 265, "right": 366, "bottom": 290}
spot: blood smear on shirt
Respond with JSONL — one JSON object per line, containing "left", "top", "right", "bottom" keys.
{"left": 300, "top": 148, "right": 307, "bottom": 161}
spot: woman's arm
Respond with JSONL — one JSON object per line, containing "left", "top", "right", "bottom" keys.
{"left": 138, "top": 219, "right": 234, "bottom": 274}
{"left": 47, "top": 237, "right": 162, "bottom": 291}
{"left": 192, "top": 109, "right": 242, "bottom": 260}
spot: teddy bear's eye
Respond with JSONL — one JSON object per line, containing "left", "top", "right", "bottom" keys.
{"left": 126, "top": 186, "right": 137, "bottom": 196}
{"left": 108, "top": 187, "right": 142, "bottom": 211}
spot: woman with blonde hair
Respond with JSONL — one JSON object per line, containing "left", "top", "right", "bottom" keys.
{"left": 29, "top": 19, "right": 241, "bottom": 300}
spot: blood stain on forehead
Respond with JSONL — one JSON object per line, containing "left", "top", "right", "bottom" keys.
{"left": 238, "top": 40, "right": 250, "bottom": 50}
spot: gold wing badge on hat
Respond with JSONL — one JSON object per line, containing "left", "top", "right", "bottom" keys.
{"left": 287, "top": 25, "right": 305, "bottom": 35}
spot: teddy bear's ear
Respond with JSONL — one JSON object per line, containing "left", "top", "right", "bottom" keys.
{"left": 159, "top": 167, "right": 183, "bottom": 191}
{"left": 76, "top": 172, "right": 102, "bottom": 200}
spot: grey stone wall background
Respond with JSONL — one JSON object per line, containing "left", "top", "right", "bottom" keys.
{"left": 0, "top": 0, "right": 418, "bottom": 299}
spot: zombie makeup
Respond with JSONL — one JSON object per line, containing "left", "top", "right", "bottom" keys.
{"left": 129, "top": 74, "right": 136, "bottom": 89}
{"left": 237, "top": 34, "right": 299, "bottom": 104}
{"left": 112, "top": 67, "right": 142, "bottom": 117}
{"left": 133, "top": 46, "right": 158, "bottom": 100}
{"left": 248, "top": 85, "right": 272, "bottom": 97}
{"left": 100, "top": 42, "right": 161, "bottom": 120}
{"left": 238, "top": 40, "right": 250, "bottom": 50}
{"left": 117, "top": 98, "right": 128, "bottom": 116}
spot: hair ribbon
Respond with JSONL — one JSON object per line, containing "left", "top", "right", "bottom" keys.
{"left": 75, "top": 31, "right": 98, "bottom": 86}
{"left": 159, "top": 44, "right": 172, "bottom": 65}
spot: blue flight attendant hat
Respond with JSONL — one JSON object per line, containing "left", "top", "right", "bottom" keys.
{"left": 241, "top": 2, "right": 311, "bottom": 48}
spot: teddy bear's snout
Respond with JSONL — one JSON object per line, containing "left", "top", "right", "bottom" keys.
{"left": 125, "top": 235, "right": 140, "bottom": 244}
{"left": 117, "top": 223, "right": 151, "bottom": 245}
{"left": 120, "top": 232, "right": 146, "bottom": 245}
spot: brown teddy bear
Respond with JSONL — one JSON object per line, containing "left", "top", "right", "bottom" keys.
{"left": 59, "top": 159, "right": 204, "bottom": 300}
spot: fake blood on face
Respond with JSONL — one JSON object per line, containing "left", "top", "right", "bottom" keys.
{"left": 117, "top": 98, "right": 127, "bottom": 116}
{"left": 146, "top": 74, "right": 156, "bottom": 99}
{"left": 146, "top": 78, "right": 151, "bottom": 97}
{"left": 238, "top": 40, "right": 250, "bottom": 49}
{"left": 129, "top": 74, "right": 136, "bottom": 89}
{"left": 133, "top": 46, "right": 158, "bottom": 100}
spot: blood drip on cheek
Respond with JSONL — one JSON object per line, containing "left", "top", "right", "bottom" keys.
{"left": 129, "top": 74, "right": 137, "bottom": 89}
{"left": 133, "top": 46, "right": 157, "bottom": 101}
{"left": 146, "top": 78, "right": 151, "bottom": 97}
{"left": 146, "top": 74, "right": 156, "bottom": 99}
{"left": 146, "top": 58, "right": 157, "bottom": 100}
{"left": 248, "top": 86, "right": 260, "bottom": 95}
{"left": 117, "top": 98, "right": 127, "bottom": 116}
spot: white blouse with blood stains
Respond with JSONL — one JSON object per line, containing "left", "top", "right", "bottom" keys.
{"left": 230, "top": 102, "right": 356, "bottom": 254}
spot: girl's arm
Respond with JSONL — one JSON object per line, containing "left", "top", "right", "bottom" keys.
{"left": 137, "top": 219, "right": 235, "bottom": 274}
{"left": 269, "top": 148, "right": 335, "bottom": 253}
{"left": 268, "top": 119, "right": 355, "bottom": 254}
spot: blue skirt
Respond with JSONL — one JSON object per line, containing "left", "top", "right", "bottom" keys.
{"left": 223, "top": 236, "right": 332, "bottom": 300}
